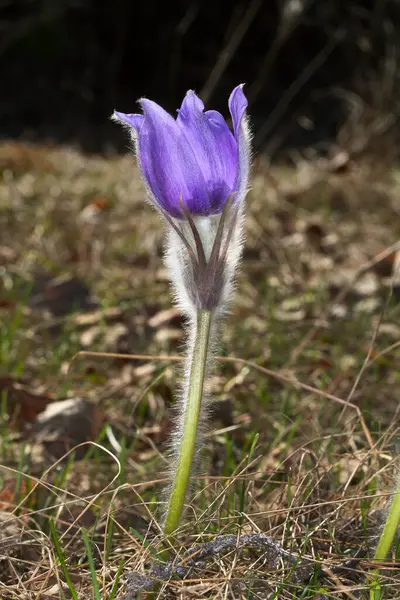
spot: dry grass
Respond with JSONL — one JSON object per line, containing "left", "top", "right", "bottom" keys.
{"left": 0, "top": 138, "right": 400, "bottom": 599}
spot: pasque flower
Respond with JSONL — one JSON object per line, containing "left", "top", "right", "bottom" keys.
{"left": 113, "top": 87, "right": 251, "bottom": 544}
{"left": 113, "top": 85, "right": 249, "bottom": 218}
{"left": 113, "top": 87, "right": 251, "bottom": 315}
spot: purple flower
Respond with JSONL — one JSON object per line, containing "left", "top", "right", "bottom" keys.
{"left": 113, "top": 86, "right": 250, "bottom": 218}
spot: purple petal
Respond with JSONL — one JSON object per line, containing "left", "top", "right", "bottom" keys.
{"left": 228, "top": 85, "right": 251, "bottom": 205}
{"left": 228, "top": 85, "right": 248, "bottom": 139}
{"left": 113, "top": 111, "right": 143, "bottom": 132}
{"left": 136, "top": 99, "right": 211, "bottom": 216}
{"left": 113, "top": 85, "right": 251, "bottom": 217}
{"left": 176, "top": 91, "right": 238, "bottom": 212}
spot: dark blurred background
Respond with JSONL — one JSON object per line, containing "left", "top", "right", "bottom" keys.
{"left": 2, "top": 0, "right": 400, "bottom": 155}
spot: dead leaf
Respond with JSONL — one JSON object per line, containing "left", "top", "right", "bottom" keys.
{"left": 31, "top": 397, "right": 104, "bottom": 460}
{"left": 154, "top": 328, "right": 184, "bottom": 344}
{"left": 0, "top": 510, "right": 42, "bottom": 584}
{"left": 79, "top": 325, "right": 101, "bottom": 347}
{"left": 372, "top": 248, "right": 398, "bottom": 278}
{"left": 41, "top": 581, "right": 73, "bottom": 600}
{"left": 305, "top": 222, "right": 326, "bottom": 252}
{"left": 148, "top": 307, "right": 182, "bottom": 328}
{"left": 0, "top": 377, "right": 53, "bottom": 427}
{"left": 73, "top": 306, "right": 122, "bottom": 326}
{"left": 0, "top": 478, "right": 28, "bottom": 511}
{"left": 28, "top": 274, "right": 97, "bottom": 316}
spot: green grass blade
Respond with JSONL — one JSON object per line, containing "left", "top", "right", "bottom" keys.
{"left": 49, "top": 519, "right": 79, "bottom": 600}
{"left": 82, "top": 527, "right": 101, "bottom": 600}
{"left": 239, "top": 433, "right": 259, "bottom": 526}
{"left": 108, "top": 560, "right": 125, "bottom": 600}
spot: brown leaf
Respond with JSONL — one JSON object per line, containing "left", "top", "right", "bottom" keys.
{"left": 28, "top": 274, "right": 97, "bottom": 316}
{"left": 0, "top": 478, "right": 28, "bottom": 511}
{"left": 305, "top": 222, "right": 326, "bottom": 252}
{"left": 148, "top": 307, "right": 182, "bottom": 328}
{"left": 372, "top": 249, "right": 398, "bottom": 278}
{"left": 0, "top": 510, "right": 41, "bottom": 584}
{"left": 0, "top": 377, "right": 53, "bottom": 427}
{"left": 32, "top": 397, "right": 104, "bottom": 460}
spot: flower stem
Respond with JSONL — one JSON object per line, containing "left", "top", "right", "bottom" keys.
{"left": 374, "top": 486, "right": 400, "bottom": 561}
{"left": 369, "top": 479, "right": 400, "bottom": 599}
{"left": 163, "top": 309, "right": 212, "bottom": 538}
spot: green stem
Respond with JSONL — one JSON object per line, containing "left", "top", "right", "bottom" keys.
{"left": 369, "top": 479, "right": 400, "bottom": 599}
{"left": 374, "top": 484, "right": 400, "bottom": 561}
{"left": 163, "top": 309, "right": 212, "bottom": 538}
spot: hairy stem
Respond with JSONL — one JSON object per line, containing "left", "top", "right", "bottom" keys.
{"left": 163, "top": 309, "right": 212, "bottom": 538}
{"left": 369, "top": 479, "right": 400, "bottom": 599}
{"left": 374, "top": 487, "right": 400, "bottom": 561}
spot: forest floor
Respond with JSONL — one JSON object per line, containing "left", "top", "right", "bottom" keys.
{"left": 0, "top": 139, "right": 399, "bottom": 599}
